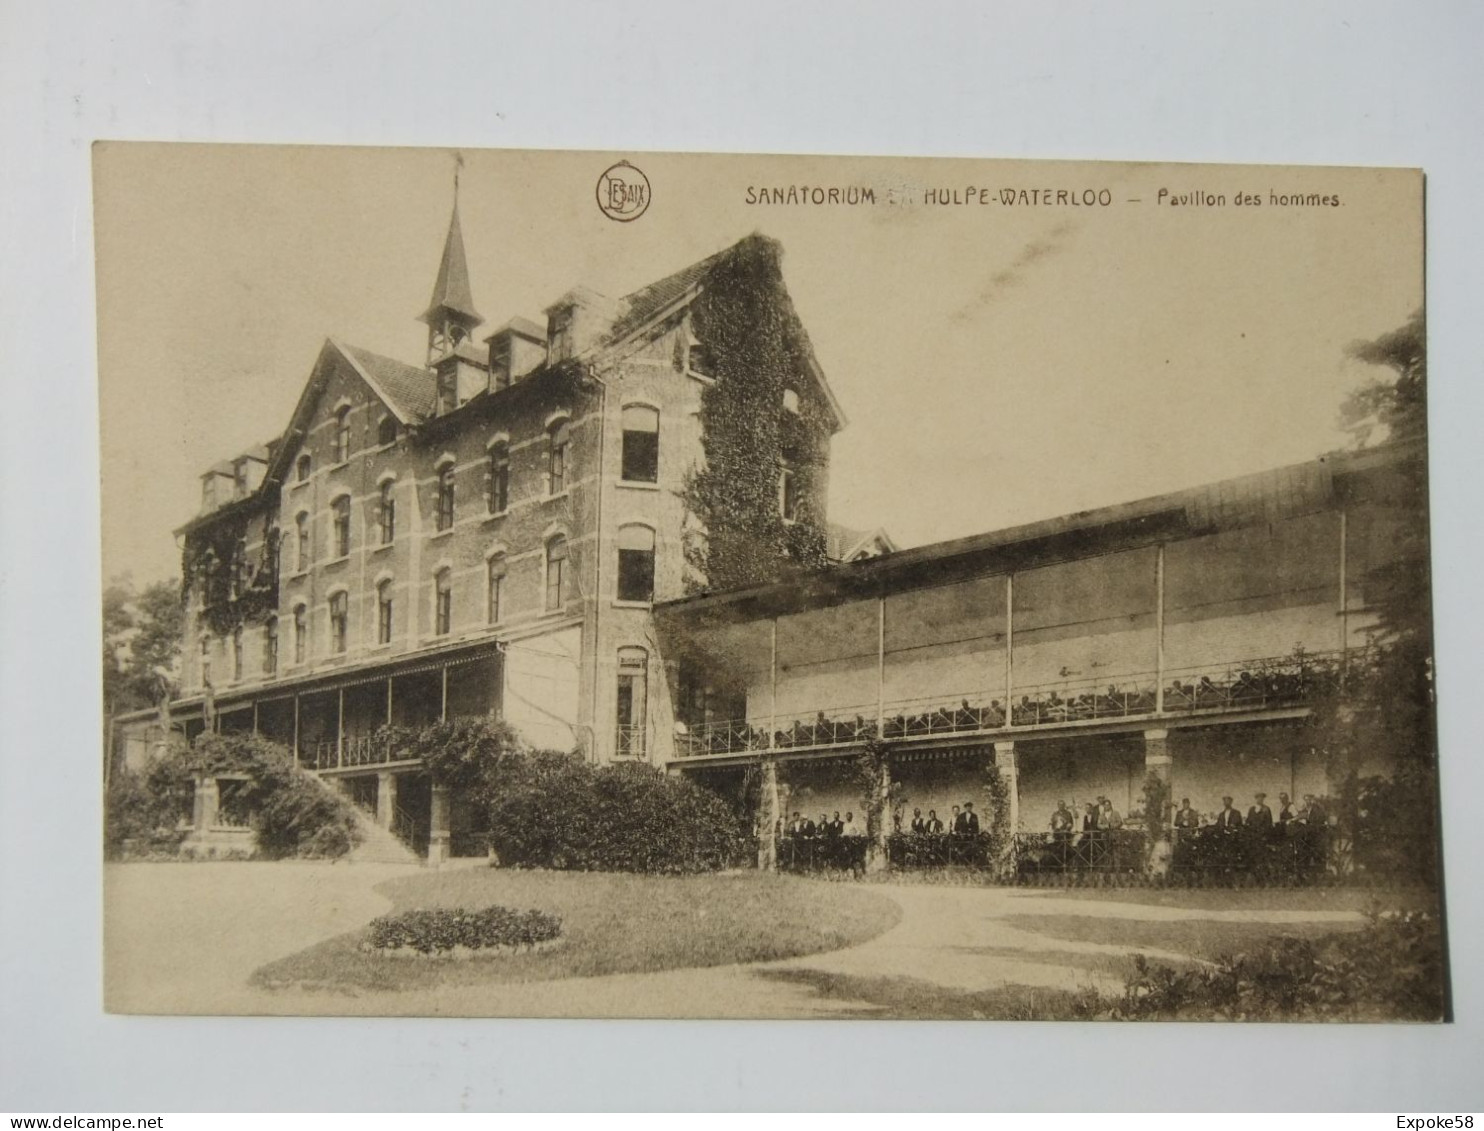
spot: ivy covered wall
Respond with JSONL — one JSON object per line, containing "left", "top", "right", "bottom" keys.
{"left": 682, "top": 235, "right": 835, "bottom": 592}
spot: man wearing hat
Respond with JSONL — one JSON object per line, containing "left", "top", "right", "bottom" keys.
{"left": 1214, "top": 796, "right": 1243, "bottom": 831}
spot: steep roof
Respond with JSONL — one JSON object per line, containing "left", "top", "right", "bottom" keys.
{"left": 339, "top": 342, "right": 437, "bottom": 421}
{"left": 419, "top": 202, "right": 483, "bottom": 327}
{"left": 827, "top": 523, "right": 898, "bottom": 561}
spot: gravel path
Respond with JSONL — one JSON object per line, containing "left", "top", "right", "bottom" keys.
{"left": 104, "top": 864, "right": 1366, "bottom": 1018}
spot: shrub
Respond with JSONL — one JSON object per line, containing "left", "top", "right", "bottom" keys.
{"left": 487, "top": 751, "right": 750, "bottom": 873}
{"left": 105, "top": 732, "right": 363, "bottom": 860}
{"left": 366, "top": 906, "right": 563, "bottom": 954}
{"left": 1116, "top": 907, "right": 1445, "bottom": 1021}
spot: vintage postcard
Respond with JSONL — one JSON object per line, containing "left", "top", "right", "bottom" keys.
{"left": 98, "top": 144, "right": 1441, "bottom": 1020}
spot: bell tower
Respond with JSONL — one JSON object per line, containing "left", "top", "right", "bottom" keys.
{"left": 419, "top": 168, "right": 484, "bottom": 365}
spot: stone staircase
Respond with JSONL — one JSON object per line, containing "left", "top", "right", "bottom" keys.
{"left": 307, "top": 773, "right": 424, "bottom": 866}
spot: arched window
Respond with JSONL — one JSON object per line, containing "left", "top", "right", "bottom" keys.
{"left": 377, "top": 580, "right": 394, "bottom": 644}
{"left": 331, "top": 495, "right": 352, "bottom": 557}
{"left": 487, "top": 442, "right": 510, "bottom": 514}
{"left": 377, "top": 416, "right": 398, "bottom": 447}
{"left": 377, "top": 480, "right": 396, "bottom": 545}
{"left": 620, "top": 405, "right": 660, "bottom": 483}
{"left": 264, "top": 617, "right": 279, "bottom": 676}
{"left": 295, "top": 453, "right": 312, "bottom": 483}
{"left": 434, "top": 570, "right": 453, "bottom": 635}
{"left": 547, "top": 419, "right": 570, "bottom": 495}
{"left": 293, "top": 605, "right": 307, "bottom": 663}
{"left": 616, "top": 646, "right": 648, "bottom": 758}
{"left": 487, "top": 554, "right": 507, "bottom": 624}
{"left": 436, "top": 463, "right": 456, "bottom": 532}
{"left": 332, "top": 406, "right": 352, "bottom": 463}
{"left": 295, "top": 512, "right": 310, "bottom": 572}
{"left": 232, "top": 627, "right": 244, "bottom": 680}
{"left": 545, "top": 535, "right": 569, "bottom": 611}
{"left": 329, "top": 590, "right": 349, "bottom": 654}
{"left": 616, "top": 524, "right": 656, "bottom": 603}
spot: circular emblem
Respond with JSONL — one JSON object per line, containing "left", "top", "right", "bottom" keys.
{"left": 596, "top": 160, "right": 651, "bottom": 222}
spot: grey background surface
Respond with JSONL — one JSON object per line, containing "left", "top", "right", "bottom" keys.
{"left": 1, "top": 0, "right": 1480, "bottom": 1112}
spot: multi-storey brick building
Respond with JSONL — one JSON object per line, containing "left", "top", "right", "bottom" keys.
{"left": 117, "top": 207, "right": 844, "bottom": 859}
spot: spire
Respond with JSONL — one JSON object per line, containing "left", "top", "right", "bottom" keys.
{"left": 420, "top": 159, "right": 484, "bottom": 364}
{"left": 420, "top": 197, "right": 482, "bottom": 327}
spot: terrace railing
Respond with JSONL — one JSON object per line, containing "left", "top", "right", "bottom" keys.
{"left": 673, "top": 649, "right": 1346, "bottom": 758}
{"left": 311, "top": 735, "right": 419, "bottom": 771}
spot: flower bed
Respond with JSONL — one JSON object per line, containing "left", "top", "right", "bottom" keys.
{"left": 364, "top": 905, "right": 563, "bottom": 959}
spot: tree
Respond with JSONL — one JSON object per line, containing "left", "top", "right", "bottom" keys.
{"left": 1340, "top": 309, "right": 1425, "bottom": 448}
{"left": 103, "top": 576, "right": 185, "bottom": 717}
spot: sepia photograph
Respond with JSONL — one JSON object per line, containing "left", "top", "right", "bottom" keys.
{"left": 95, "top": 143, "right": 1442, "bottom": 1023}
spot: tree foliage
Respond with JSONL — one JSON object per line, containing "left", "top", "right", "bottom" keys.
{"left": 1340, "top": 309, "right": 1426, "bottom": 448}
{"left": 103, "top": 575, "right": 185, "bottom": 716}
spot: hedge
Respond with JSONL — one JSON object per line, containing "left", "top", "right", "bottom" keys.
{"left": 366, "top": 906, "right": 563, "bottom": 955}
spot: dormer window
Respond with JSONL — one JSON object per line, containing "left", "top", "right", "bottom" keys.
{"left": 436, "top": 368, "right": 457, "bottom": 416}
{"left": 489, "top": 336, "right": 512, "bottom": 391}
{"left": 548, "top": 307, "right": 574, "bottom": 363}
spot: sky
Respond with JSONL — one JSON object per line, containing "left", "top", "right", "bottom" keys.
{"left": 94, "top": 144, "right": 1423, "bottom": 585}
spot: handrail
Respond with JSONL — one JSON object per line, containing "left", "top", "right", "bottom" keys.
{"left": 675, "top": 649, "right": 1347, "bottom": 757}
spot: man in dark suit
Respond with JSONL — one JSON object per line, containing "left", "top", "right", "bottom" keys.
{"left": 959, "top": 801, "right": 981, "bottom": 836}
{"left": 1214, "top": 796, "right": 1243, "bottom": 831}
{"left": 949, "top": 805, "right": 962, "bottom": 834}
{"left": 827, "top": 811, "right": 844, "bottom": 838}
{"left": 910, "top": 808, "right": 926, "bottom": 834}
{"left": 925, "top": 809, "right": 944, "bottom": 834}
{"left": 816, "top": 814, "right": 830, "bottom": 839}
{"left": 1174, "top": 798, "right": 1200, "bottom": 830}
{"left": 1247, "top": 792, "right": 1274, "bottom": 833}
{"left": 1276, "top": 792, "right": 1295, "bottom": 828}
{"left": 786, "top": 811, "right": 807, "bottom": 837}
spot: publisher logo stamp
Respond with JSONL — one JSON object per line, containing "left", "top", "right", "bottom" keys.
{"left": 596, "top": 161, "right": 651, "bottom": 222}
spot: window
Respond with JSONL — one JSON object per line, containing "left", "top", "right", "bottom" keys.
{"left": 616, "top": 524, "right": 656, "bottom": 603}
{"left": 620, "top": 405, "right": 660, "bottom": 483}
{"left": 264, "top": 617, "right": 279, "bottom": 675}
{"left": 229, "top": 537, "right": 247, "bottom": 599}
{"left": 232, "top": 628, "right": 243, "bottom": 680}
{"left": 545, "top": 535, "right": 569, "bottom": 611}
{"left": 434, "top": 570, "right": 453, "bottom": 635}
{"left": 377, "top": 480, "right": 396, "bottom": 545}
{"left": 436, "top": 464, "right": 456, "bottom": 531}
{"left": 199, "top": 637, "right": 212, "bottom": 688}
{"left": 548, "top": 307, "right": 573, "bottom": 362}
{"left": 329, "top": 591, "right": 348, "bottom": 654}
{"left": 486, "top": 442, "right": 510, "bottom": 514}
{"left": 332, "top": 406, "right": 352, "bottom": 463}
{"left": 490, "top": 337, "right": 512, "bottom": 390}
{"left": 547, "top": 420, "right": 570, "bottom": 495}
{"left": 377, "top": 581, "right": 394, "bottom": 644}
{"left": 779, "top": 465, "right": 799, "bottom": 522}
{"left": 436, "top": 369, "right": 457, "bottom": 415}
{"left": 296, "top": 453, "right": 312, "bottom": 483}
{"left": 377, "top": 416, "right": 398, "bottom": 446}
{"left": 487, "top": 556, "right": 506, "bottom": 624}
{"left": 332, "top": 495, "right": 352, "bottom": 557}
{"left": 782, "top": 387, "right": 801, "bottom": 414}
{"left": 293, "top": 606, "right": 307, "bottom": 663}
{"left": 616, "top": 648, "right": 648, "bottom": 758}
{"left": 295, "top": 512, "right": 310, "bottom": 571}
{"left": 688, "top": 339, "right": 715, "bottom": 378}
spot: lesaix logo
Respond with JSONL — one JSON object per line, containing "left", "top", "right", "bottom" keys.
{"left": 596, "top": 160, "right": 651, "bottom": 222}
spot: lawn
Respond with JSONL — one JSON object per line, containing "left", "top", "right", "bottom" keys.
{"left": 251, "top": 868, "right": 900, "bottom": 994}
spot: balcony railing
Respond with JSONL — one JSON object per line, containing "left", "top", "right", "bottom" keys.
{"left": 309, "top": 735, "right": 418, "bottom": 771}
{"left": 615, "top": 723, "right": 647, "bottom": 759}
{"left": 674, "top": 649, "right": 1346, "bottom": 758}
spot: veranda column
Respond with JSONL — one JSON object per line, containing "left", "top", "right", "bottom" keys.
{"left": 758, "top": 758, "right": 780, "bottom": 873}
{"left": 993, "top": 741, "right": 1018, "bottom": 844}
{"left": 192, "top": 774, "right": 221, "bottom": 833}
{"left": 428, "top": 784, "right": 451, "bottom": 865}
{"left": 865, "top": 750, "right": 892, "bottom": 875}
{"left": 376, "top": 770, "right": 397, "bottom": 831}
{"left": 1144, "top": 728, "right": 1173, "bottom": 875}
